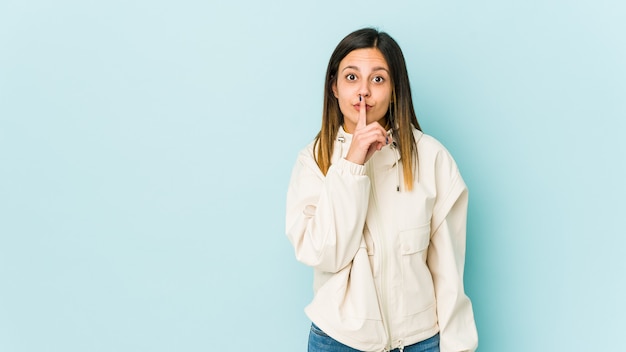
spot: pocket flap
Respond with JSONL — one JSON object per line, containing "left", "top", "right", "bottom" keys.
{"left": 399, "top": 223, "right": 430, "bottom": 255}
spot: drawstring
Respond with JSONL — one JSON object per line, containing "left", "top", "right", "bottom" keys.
{"left": 337, "top": 134, "right": 345, "bottom": 159}
{"left": 390, "top": 136, "right": 400, "bottom": 192}
{"left": 384, "top": 341, "right": 405, "bottom": 352}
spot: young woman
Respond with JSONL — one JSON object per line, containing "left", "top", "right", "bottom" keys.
{"left": 286, "top": 28, "right": 478, "bottom": 352}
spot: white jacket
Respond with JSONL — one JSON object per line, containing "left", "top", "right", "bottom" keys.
{"left": 286, "top": 127, "right": 478, "bottom": 352}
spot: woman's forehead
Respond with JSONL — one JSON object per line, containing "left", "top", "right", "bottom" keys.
{"left": 339, "top": 48, "right": 389, "bottom": 69}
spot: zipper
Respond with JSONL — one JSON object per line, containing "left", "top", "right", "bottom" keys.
{"left": 366, "top": 161, "right": 394, "bottom": 351}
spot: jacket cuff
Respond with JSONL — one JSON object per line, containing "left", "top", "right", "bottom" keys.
{"left": 335, "top": 157, "right": 366, "bottom": 175}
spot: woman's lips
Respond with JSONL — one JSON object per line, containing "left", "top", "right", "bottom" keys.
{"left": 354, "top": 104, "right": 372, "bottom": 111}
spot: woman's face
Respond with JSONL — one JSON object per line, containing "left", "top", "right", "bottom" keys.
{"left": 332, "top": 48, "right": 392, "bottom": 134}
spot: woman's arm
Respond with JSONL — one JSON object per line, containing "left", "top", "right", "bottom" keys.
{"left": 427, "top": 150, "right": 478, "bottom": 352}
{"left": 286, "top": 151, "right": 370, "bottom": 273}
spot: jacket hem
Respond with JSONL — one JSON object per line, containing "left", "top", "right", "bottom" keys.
{"left": 305, "top": 306, "right": 387, "bottom": 352}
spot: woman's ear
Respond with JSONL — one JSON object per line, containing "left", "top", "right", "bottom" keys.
{"left": 332, "top": 80, "right": 338, "bottom": 98}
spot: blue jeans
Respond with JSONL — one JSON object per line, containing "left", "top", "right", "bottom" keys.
{"left": 308, "top": 323, "right": 440, "bottom": 352}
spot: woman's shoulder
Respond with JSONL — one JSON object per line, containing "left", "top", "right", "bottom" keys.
{"left": 414, "top": 130, "right": 450, "bottom": 155}
{"left": 291, "top": 138, "right": 324, "bottom": 175}
{"left": 297, "top": 138, "right": 317, "bottom": 159}
{"left": 413, "top": 129, "right": 462, "bottom": 173}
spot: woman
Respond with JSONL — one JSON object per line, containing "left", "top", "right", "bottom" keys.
{"left": 286, "top": 28, "right": 478, "bottom": 352}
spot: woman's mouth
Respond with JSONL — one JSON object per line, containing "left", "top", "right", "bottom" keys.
{"left": 354, "top": 104, "right": 372, "bottom": 111}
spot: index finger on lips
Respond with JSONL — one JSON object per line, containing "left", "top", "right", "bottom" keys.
{"left": 356, "top": 94, "right": 366, "bottom": 130}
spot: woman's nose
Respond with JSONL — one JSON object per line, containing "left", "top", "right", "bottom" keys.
{"left": 358, "top": 83, "right": 370, "bottom": 98}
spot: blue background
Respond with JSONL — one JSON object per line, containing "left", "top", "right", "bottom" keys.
{"left": 1, "top": 0, "right": 624, "bottom": 351}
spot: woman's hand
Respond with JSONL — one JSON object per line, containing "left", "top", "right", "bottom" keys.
{"left": 345, "top": 95, "right": 389, "bottom": 165}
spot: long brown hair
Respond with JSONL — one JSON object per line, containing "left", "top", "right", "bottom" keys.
{"left": 314, "top": 28, "right": 422, "bottom": 190}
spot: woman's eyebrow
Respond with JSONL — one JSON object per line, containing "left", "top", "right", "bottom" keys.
{"left": 372, "top": 66, "right": 390, "bottom": 74}
{"left": 341, "top": 65, "right": 390, "bottom": 73}
{"left": 341, "top": 65, "right": 360, "bottom": 72}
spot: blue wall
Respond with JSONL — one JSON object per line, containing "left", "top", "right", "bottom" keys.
{"left": 1, "top": 0, "right": 624, "bottom": 351}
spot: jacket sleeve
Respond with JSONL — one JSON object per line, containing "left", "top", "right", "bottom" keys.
{"left": 427, "top": 150, "right": 478, "bottom": 352}
{"left": 285, "top": 150, "right": 370, "bottom": 273}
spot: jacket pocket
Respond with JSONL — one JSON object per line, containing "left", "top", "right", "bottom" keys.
{"left": 399, "top": 224, "right": 430, "bottom": 255}
{"left": 399, "top": 223, "right": 435, "bottom": 317}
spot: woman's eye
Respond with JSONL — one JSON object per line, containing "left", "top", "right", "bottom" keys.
{"left": 346, "top": 74, "right": 357, "bottom": 81}
{"left": 373, "top": 76, "right": 385, "bottom": 83}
